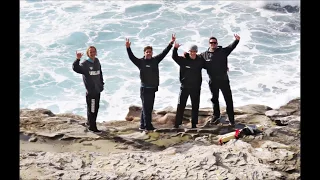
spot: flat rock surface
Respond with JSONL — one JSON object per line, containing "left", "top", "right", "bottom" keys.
{"left": 20, "top": 98, "right": 300, "bottom": 180}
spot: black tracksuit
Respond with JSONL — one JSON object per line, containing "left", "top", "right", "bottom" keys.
{"left": 126, "top": 43, "right": 173, "bottom": 130}
{"left": 72, "top": 58, "right": 104, "bottom": 130}
{"left": 200, "top": 40, "right": 239, "bottom": 123}
{"left": 172, "top": 48, "right": 204, "bottom": 126}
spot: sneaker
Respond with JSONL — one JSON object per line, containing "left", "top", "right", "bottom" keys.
{"left": 88, "top": 127, "right": 102, "bottom": 134}
{"left": 210, "top": 115, "right": 221, "bottom": 124}
{"left": 93, "top": 129, "right": 102, "bottom": 133}
{"left": 173, "top": 124, "right": 181, "bottom": 129}
{"left": 213, "top": 115, "right": 221, "bottom": 121}
{"left": 228, "top": 121, "right": 235, "bottom": 127}
{"left": 146, "top": 125, "right": 156, "bottom": 131}
{"left": 139, "top": 127, "right": 145, "bottom": 131}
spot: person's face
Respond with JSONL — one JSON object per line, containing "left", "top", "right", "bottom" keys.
{"left": 189, "top": 50, "right": 197, "bottom": 59}
{"left": 144, "top": 49, "right": 153, "bottom": 59}
{"left": 209, "top": 39, "right": 218, "bottom": 48}
{"left": 88, "top": 47, "right": 97, "bottom": 59}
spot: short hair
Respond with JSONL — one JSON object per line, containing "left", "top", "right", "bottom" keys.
{"left": 209, "top": 37, "right": 217, "bottom": 42}
{"left": 144, "top": 46, "right": 153, "bottom": 52}
{"left": 86, "top": 46, "right": 97, "bottom": 57}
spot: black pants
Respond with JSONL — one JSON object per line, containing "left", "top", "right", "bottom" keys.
{"left": 209, "top": 79, "right": 235, "bottom": 123}
{"left": 175, "top": 87, "right": 201, "bottom": 126}
{"left": 86, "top": 92, "right": 101, "bottom": 130}
{"left": 140, "top": 87, "right": 158, "bottom": 129}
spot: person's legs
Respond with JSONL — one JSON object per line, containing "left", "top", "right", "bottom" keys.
{"left": 220, "top": 80, "right": 235, "bottom": 125}
{"left": 139, "top": 87, "right": 146, "bottom": 130}
{"left": 190, "top": 88, "right": 201, "bottom": 128}
{"left": 92, "top": 93, "right": 101, "bottom": 130}
{"left": 209, "top": 80, "right": 221, "bottom": 122}
{"left": 141, "top": 87, "right": 157, "bottom": 130}
{"left": 174, "top": 87, "right": 189, "bottom": 128}
{"left": 86, "top": 93, "right": 101, "bottom": 132}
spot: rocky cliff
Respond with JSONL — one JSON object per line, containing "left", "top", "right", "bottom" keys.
{"left": 20, "top": 97, "right": 300, "bottom": 180}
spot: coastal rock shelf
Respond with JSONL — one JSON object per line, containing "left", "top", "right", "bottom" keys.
{"left": 20, "top": 97, "right": 300, "bottom": 180}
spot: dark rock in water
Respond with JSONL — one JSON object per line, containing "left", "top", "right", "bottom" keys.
{"left": 280, "top": 23, "right": 300, "bottom": 33}
{"left": 283, "top": 5, "right": 300, "bottom": 13}
{"left": 287, "top": 22, "right": 300, "bottom": 31}
{"left": 264, "top": 3, "right": 300, "bottom": 13}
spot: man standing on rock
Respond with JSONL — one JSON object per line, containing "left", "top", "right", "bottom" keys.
{"left": 72, "top": 46, "right": 104, "bottom": 133}
{"left": 172, "top": 43, "right": 204, "bottom": 129}
{"left": 125, "top": 34, "right": 175, "bottom": 131}
{"left": 185, "top": 34, "right": 240, "bottom": 126}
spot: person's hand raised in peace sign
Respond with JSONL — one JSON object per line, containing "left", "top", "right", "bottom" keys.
{"left": 76, "top": 51, "right": 84, "bottom": 59}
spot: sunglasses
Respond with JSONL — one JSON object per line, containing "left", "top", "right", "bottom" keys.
{"left": 209, "top": 42, "right": 217, "bottom": 44}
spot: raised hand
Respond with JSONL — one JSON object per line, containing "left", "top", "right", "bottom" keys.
{"left": 171, "top": 33, "right": 176, "bottom": 44}
{"left": 234, "top": 34, "right": 240, "bottom": 40}
{"left": 183, "top": 52, "right": 188, "bottom": 58}
{"left": 76, "top": 51, "right": 83, "bottom": 59}
{"left": 174, "top": 42, "right": 181, "bottom": 49}
{"left": 125, "top": 38, "right": 131, "bottom": 48}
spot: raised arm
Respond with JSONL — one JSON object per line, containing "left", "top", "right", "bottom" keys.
{"left": 72, "top": 51, "right": 86, "bottom": 74}
{"left": 172, "top": 43, "right": 185, "bottom": 66}
{"left": 224, "top": 34, "right": 240, "bottom": 56}
{"left": 125, "top": 38, "right": 140, "bottom": 68}
{"left": 154, "top": 34, "right": 176, "bottom": 63}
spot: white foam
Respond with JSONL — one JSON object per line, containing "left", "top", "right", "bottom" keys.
{"left": 20, "top": 1, "right": 300, "bottom": 122}
{"left": 243, "top": 0, "right": 300, "bottom": 8}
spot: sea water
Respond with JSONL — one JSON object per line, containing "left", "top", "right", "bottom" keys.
{"left": 20, "top": 0, "right": 300, "bottom": 122}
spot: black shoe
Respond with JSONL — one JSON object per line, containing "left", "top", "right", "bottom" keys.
{"left": 88, "top": 127, "right": 102, "bottom": 134}
{"left": 94, "top": 129, "right": 102, "bottom": 133}
{"left": 210, "top": 115, "right": 221, "bottom": 124}
{"left": 139, "top": 127, "right": 145, "bottom": 131}
{"left": 191, "top": 124, "right": 197, "bottom": 128}
{"left": 213, "top": 115, "right": 221, "bottom": 121}
{"left": 146, "top": 125, "right": 156, "bottom": 131}
{"left": 174, "top": 125, "right": 181, "bottom": 129}
{"left": 228, "top": 121, "right": 235, "bottom": 127}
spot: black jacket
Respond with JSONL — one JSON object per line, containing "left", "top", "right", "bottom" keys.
{"left": 72, "top": 58, "right": 104, "bottom": 95}
{"left": 200, "top": 40, "right": 239, "bottom": 80}
{"left": 126, "top": 43, "right": 173, "bottom": 87}
{"left": 172, "top": 47, "right": 204, "bottom": 88}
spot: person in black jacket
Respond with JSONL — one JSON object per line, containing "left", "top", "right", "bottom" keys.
{"left": 126, "top": 34, "right": 175, "bottom": 131}
{"left": 172, "top": 43, "right": 204, "bottom": 128}
{"left": 201, "top": 34, "right": 240, "bottom": 126}
{"left": 72, "top": 46, "right": 104, "bottom": 133}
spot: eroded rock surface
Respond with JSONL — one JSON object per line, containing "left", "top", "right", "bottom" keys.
{"left": 20, "top": 97, "right": 300, "bottom": 180}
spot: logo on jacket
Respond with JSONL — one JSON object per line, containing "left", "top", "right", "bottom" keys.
{"left": 89, "top": 67, "right": 93, "bottom": 70}
{"left": 89, "top": 70, "right": 100, "bottom": 75}
{"left": 206, "top": 54, "right": 212, "bottom": 61}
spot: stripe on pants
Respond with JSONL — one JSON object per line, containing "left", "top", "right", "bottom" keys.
{"left": 91, "top": 99, "right": 95, "bottom": 113}
{"left": 178, "top": 90, "right": 182, "bottom": 104}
